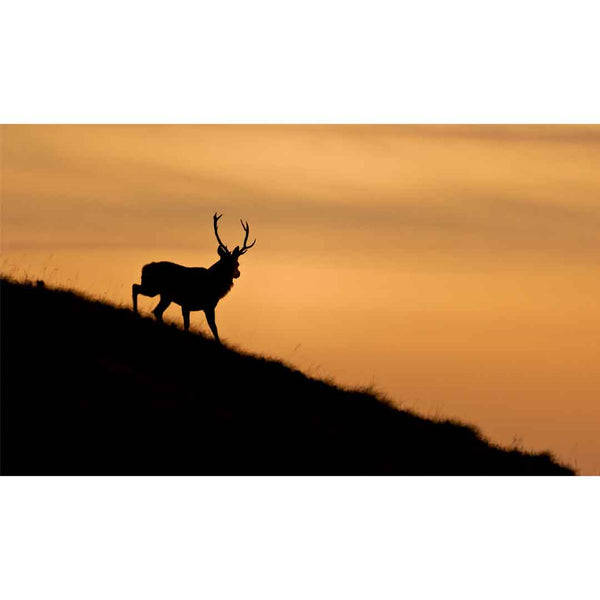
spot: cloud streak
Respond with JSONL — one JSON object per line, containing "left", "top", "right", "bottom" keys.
{"left": 3, "top": 124, "right": 600, "bottom": 263}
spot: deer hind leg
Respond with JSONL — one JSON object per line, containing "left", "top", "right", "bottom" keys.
{"left": 132, "top": 283, "right": 159, "bottom": 314}
{"left": 152, "top": 295, "right": 171, "bottom": 322}
{"left": 132, "top": 284, "right": 141, "bottom": 313}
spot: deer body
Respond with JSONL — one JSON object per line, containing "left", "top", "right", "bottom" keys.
{"left": 132, "top": 214, "right": 255, "bottom": 343}
{"left": 139, "top": 261, "right": 234, "bottom": 310}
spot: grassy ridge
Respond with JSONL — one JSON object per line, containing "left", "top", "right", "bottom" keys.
{"left": 1, "top": 278, "right": 574, "bottom": 475}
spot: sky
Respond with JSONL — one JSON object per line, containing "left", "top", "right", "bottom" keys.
{"left": 2, "top": 124, "right": 600, "bottom": 473}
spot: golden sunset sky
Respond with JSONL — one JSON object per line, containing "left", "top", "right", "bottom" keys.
{"left": 2, "top": 124, "right": 600, "bottom": 473}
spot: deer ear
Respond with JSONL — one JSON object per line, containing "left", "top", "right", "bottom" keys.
{"left": 217, "top": 246, "right": 228, "bottom": 257}
{"left": 232, "top": 246, "right": 241, "bottom": 257}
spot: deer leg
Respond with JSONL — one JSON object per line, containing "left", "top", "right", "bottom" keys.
{"left": 132, "top": 284, "right": 140, "bottom": 313}
{"left": 182, "top": 307, "right": 190, "bottom": 331}
{"left": 133, "top": 284, "right": 159, "bottom": 314}
{"left": 152, "top": 296, "right": 171, "bottom": 322}
{"left": 204, "top": 307, "right": 220, "bottom": 343}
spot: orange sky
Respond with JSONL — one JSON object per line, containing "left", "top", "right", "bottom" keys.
{"left": 2, "top": 125, "right": 600, "bottom": 473}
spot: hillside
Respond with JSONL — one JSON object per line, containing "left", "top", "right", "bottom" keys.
{"left": 1, "top": 278, "right": 574, "bottom": 475}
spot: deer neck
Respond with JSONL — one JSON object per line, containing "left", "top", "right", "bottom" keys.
{"left": 208, "top": 259, "right": 235, "bottom": 298}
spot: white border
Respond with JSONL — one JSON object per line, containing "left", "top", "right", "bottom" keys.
{"left": 1, "top": 477, "right": 599, "bottom": 600}
{"left": 2, "top": 1, "right": 599, "bottom": 123}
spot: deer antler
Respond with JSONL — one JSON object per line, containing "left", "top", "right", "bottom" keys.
{"left": 213, "top": 212, "right": 229, "bottom": 253}
{"left": 238, "top": 219, "right": 256, "bottom": 255}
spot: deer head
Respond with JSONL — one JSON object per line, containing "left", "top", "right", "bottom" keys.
{"left": 213, "top": 212, "right": 256, "bottom": 278}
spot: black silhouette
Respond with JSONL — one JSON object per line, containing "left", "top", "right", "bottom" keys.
{"left": 1, "top": 278, "right": 575, "bottom": 475}
{"left": 132, "top": 213, "right": 255, "bottom": 342}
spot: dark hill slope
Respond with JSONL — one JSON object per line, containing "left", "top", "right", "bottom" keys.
{"left": 1, "top": 279, "right": 573, "bottom": 475}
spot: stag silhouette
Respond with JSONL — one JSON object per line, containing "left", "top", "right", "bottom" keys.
{"left": 132, "top": 213, "right": 256, "bottom": 343}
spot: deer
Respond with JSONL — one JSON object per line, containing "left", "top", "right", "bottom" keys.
{"left": 132, "top": 213, "right": 256, "bottom": 343}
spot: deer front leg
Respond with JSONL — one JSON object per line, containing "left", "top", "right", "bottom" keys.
{"left": 204, "top": 306, "right": 220, "bottom": 343}
{"left": 182, "top": 307, "right": 190, "bottom": 331}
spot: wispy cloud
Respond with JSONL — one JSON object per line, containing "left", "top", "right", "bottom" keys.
{"left": 3, "top": 125, "right": 600, "bottom": 264}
